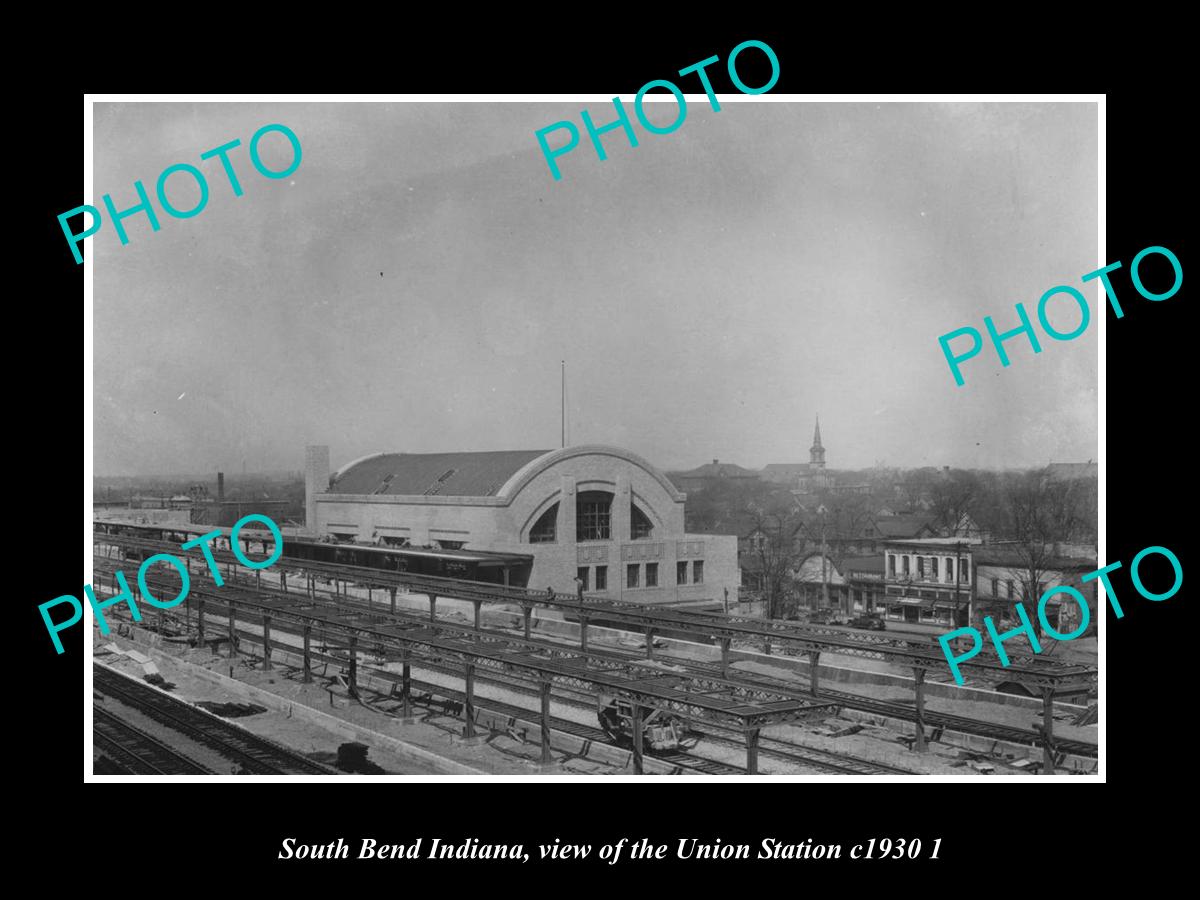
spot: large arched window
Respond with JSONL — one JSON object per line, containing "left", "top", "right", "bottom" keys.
{"left": 631, "top": 502, "right": 654, "bottom": 540}
{"left": 576, "top": 491, "right": 612, "bottom": 541}
{"left": 529, "top": 503, "right": 558, "bottom": 543}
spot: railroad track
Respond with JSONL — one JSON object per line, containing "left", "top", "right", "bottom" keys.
{"left": 755, "top": 735, "right": 912, "bottom": 775}
{"left": 401, "top": 676, "right": 745, "bottom": 775}
{"left": 93, "top": 664, "right": 337, "bottom": 775}
{"left": 812, "top": 687, "right": 1098, "bottom": 758}
{"left": 97, "top": 557, "right": 1094, "bottom": 768}
{"left": 93, "top": 707, "right": 213, "bottom": 774}
{"left": 632, "top": 652, "right": 1100, "bottom": 760}
{"left": 652, "top": 752, "right": 743, "bottom": 775}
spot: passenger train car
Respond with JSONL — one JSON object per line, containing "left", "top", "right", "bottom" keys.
{"left": 93, "top": 520, "right": 534, "bottom": 587}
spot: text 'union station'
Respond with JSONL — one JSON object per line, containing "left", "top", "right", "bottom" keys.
{"left": 304, "top": 444, "right": 738, "bottom": 605}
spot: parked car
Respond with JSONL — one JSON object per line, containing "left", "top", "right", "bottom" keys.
{"left": 808, "top": 608, "right": 843, "bottom": 625}
{"left": 847, "top": 614, "right": 887, "bottom": 631}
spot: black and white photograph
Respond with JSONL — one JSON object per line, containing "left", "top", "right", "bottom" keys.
{"left": 77, "top": 94, "right": 1107, "bottom": 783}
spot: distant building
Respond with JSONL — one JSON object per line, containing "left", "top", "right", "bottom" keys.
{"left": 191, "top": 499, "right": 292, "bottom": 528}
{"left": 761, "top": 418, "right": 834, "bottom": 493}
{"left": 803, "top": 512, "right": 936, "bottom": 558}
{"left": 881, "top": 538, "right": 979, "bottom": 631}
{"left": 667, "top": 459, "right": 760, "bottom": 494}
{"left": 1044, "top": 461, "right": 1098, "bottom": 481}
{"left": 831, "top": 482, "right": 871, "bottom": 495}
{"left": 972, "top": 547, "right": 1098, "bottom": 635}
{"left": 792, "top": 550, "right": 846, "bottom": 612}
{"left": 874, "top": 514, "right": 940, "bottom": 542}
{"left": 841, "top": 554, "right": 886, "bottom": 615}
{"left": 130, "top": 494, "right": 192, "bottom": 510}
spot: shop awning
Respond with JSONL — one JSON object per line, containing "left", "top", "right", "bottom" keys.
{"left": 884, "top": 596, "right": 936, "bottom": 609}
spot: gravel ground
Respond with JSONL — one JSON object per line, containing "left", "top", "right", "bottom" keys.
{"left": 94, "top": 631, "right": 596, "bottom": 775}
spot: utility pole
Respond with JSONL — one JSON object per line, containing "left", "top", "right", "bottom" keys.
{"left": 954, "top": 540, "right": 966, "bottom": 628}
{"left": 561, "top": 360, "right": 565, "bottom": 449}
{"left": 820, "top": 509, "right": 830, "bottom": 609}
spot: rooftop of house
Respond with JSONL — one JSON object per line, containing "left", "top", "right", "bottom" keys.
{"left": 669, "top": 459, "right": 762, "bottom": 480}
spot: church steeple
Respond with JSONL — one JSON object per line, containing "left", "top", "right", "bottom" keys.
{"left": 810, "top": 416, "right": 826, "bottom": 468}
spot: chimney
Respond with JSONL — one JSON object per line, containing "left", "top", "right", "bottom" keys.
{"left": 217, "top": 472, "right": 225, "bottom": 501}
{"left": 305, "top": 445, "right": 331, "bottom": 532}
{"left": 712, "top": 459, "right": 719, "bottom": 466}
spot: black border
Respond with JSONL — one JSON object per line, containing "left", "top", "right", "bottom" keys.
{"left": 23, "top": 27, "right": 1192, "bottom": 883}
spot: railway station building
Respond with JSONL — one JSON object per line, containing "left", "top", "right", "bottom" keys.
{"left": 304, "top": 444, "right": 738, "bottom": 606}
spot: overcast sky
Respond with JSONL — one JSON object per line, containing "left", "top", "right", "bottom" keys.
{"left": 93, "top": 100, "right": 1098, "bottom": 477}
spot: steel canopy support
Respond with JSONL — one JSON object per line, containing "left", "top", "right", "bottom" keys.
{"left": 262, "top": 615, "right": 273, "bottom": 671}
{"left": 1042, "top": 687, "right": 1055, "bottom": 776}
{"left": 580, "top": 616, "right": 589, "bottom": 653}
{"left": 348, "top": 636, "right": 359, "bottom": 698}
{"left": 808, "top": 650, "right": 821, "bottom": 696}
{"left": 631, "top": 704, "right": 645, "bottom": 774}
{"left": 913, "top": 667, "right": 926, "bottom": 752}
{"left": 302, "top": 624, "right": 313, "bottom": 683}
{"left": 746, "top": 727, "right": 760, "bottom": 775}
{"left": 464, "top": 662, "right": 476, "bottom": 738}
{"left": 428, "top": 593, "right": 437, "bottom": 622}
{"left": 399, "top": 649, "right": 413, "bottom": 718}
{"left": 721, "top": 637, "right": 732, "bottom": 678}
{"left": 540, "top": 679, "right": 552, "bottom": 764}
{"left": 524, "top": 606, "right": 533, "bottom": 641}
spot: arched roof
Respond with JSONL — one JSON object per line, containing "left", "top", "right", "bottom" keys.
{"left": 328, "top": 445, "right": 685, "bottom": 503}
{"left": 497, "top": 445, "right": 685, "bottom": 502}
{"left": 330, "top": 450, "right": 552, "bottom": 497}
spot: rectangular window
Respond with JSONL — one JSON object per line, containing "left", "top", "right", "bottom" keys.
{"left": 991, "top": 577, "right": 999, "bottom": 597}
{"left": 627, "top": 564, "right": 640, "bottom": 589}
{"left": 1006, "top": 579, "right": 1014, "bottom": 600}
{"left": 945, "top": 559, "right": 954, "bottom": 583}
{"left": 595, "top": 566, "right": 607, "bottom": 591}
{"left": 577, "top": 499, "right": 611, "bottom": 542}
{"left": 693, "top": 560, "right": 704, "bottom": 584}
{"left": 577, "top": 567, "right": 589, "bottom": 591}
{"left": 917, "top": 557, "right": 925, "bottom": 579}
{"left": 677, "top": 561, "right": 688, "bottom": 585}
{"left": 887, "top": 554, "right": 896, "bottom": 576}
{"left": 646, "top": 563, "right": 658, "bottom": 588}
{"left": 902, "top": 556, "right": 910, "bottom": 576}
{"left": 959, "top": 561, "right": 970, "bottom": 582}
{"left": 931, "top": 557, "right": 939, "bottom": 578}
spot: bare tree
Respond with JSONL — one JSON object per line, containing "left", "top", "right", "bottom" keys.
{"left": 898, "top": 469, "right": 936, "bottom": 512}
{"left": 930, "top": 469, "right": 979, "bottom": 536}
{"left": 997, "top": 472, "right": 1084, "bottom": 639}
{"left": 750, "top": 510, "right": 805, "bottom": 620}
{"left": 821, "top": 494, "right": 876, "bottom": 559}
